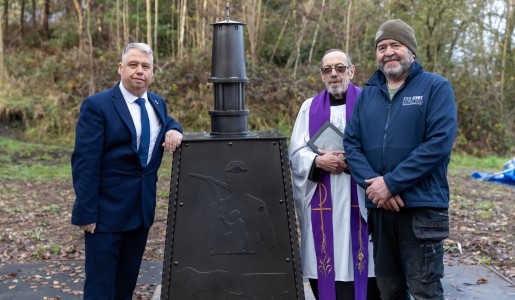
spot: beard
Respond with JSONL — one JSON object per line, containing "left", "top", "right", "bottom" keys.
{"left": 328, "top": 84, "right": 346, "bottom": 96}
{"left": 379, "top": 53, "right": 414, "bottom": 80}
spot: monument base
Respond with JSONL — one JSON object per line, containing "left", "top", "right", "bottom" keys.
{"left": 161, "top": 131, "right": 304, "bottom": 299}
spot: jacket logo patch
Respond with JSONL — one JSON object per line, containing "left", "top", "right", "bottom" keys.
{"left": 402, "top": 96, "right": 423, "bottom": 105}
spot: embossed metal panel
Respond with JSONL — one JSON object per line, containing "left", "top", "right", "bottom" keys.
{"left": 162, "top": 132, "right": 304, "bottom": 299}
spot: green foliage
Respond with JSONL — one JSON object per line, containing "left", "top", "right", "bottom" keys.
{"left": 0, "top": 0, "right": 512, "bottom": 156}
{"left": 0, "top": 136, "right": 71, "bottom": 180}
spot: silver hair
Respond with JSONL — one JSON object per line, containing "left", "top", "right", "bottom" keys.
{"left": 121, "top": 43, "right": 153, "bottom": 63}
{"left": 321, "top": 49, "right": 353, "bottom": 67}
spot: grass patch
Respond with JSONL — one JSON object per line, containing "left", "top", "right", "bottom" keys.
{"left": 0, "top": 136, "right": 72, "bottom": 180}
{"left": 1, "top": 135, "right": 512, "bottom": 182}
{"left": 450, "top": 154, "right": 512, "bottom": 172}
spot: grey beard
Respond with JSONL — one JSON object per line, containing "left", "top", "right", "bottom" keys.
{"left": 380, "top": 55, "right": 414, "bottom": 80}
{"left": 328, "top": 85, "right": 345, "bottom": 97}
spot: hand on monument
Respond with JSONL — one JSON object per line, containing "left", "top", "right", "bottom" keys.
{"left": 163, "top": 130, "right": 183, "bottom": 153}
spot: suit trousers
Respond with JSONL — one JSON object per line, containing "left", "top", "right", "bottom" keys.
{"left": 83, "top": 227, "right": 150, "bottom": 300}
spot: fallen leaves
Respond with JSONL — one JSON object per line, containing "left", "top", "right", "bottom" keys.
{"left": 0, "top": 179, "right": 169, "bottom": 298}
{"left": 0, "top": 167, "right": 513, "bottom": 293}
{"left": 446, "top": 171, "right": 515, "bottom": 281}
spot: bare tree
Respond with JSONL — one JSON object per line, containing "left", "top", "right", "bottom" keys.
{"left": 146, "top": 0, "right": 152, "bottom": 47}
{"left": 244, "top": 0, "right": 263, "bottom": 67}
{"left": 72, "top": 0, "right": 84, "bottom": 68}
{"left": 0, "top": 3, "right": 5, "bottom": 81}
{"left": 2, "top": 0, "right": 8, "bottom": 37}
{"left": 154, "top": 0, "right": 158, "bottom": 63}
{"left": 41, "top": 0, "right": 49, "bottom": 37}
{"left": 86, "top": 0, "right": 95, "bottom": 94}
{"left": 178, "top": 0, "right": 187, "bottom": 58}
{"left": 269, "top": 8, "right": 291, "bottom": 64}
{"left": 344, "top": 0, "right": 352, "bottom": 54}
{"left": 500, "top": 0, "right": 514, "bottom": 116}
{"left": 123, "top": 0, "right": 129, "bottom": 45}
{"left": 286, "top": 0, "right": 314, "bottom": 78}
{"left": 135, "top": 0, "right": 140, "bottom": 41}
{"left": 115, "top": 0, "right": 120, "bottom": 53}
{"left": 201, "top": 0, "right": 207, "bottom": 49}
{"left": 19, "top": 0, "right": 25, "bottom": 38}
{"left": 31, "top": 0, "right": 35, "bottom": 27}
{"left": 308, "top": 0, "right": 325, "bottom": 63}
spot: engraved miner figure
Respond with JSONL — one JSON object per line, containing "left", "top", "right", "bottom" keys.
{"left": 190, "top": 161, "right": 277, "bottom": 255}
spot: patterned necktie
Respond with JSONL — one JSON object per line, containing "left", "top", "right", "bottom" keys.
{"left": 135, "top": 98, "right": 150, "bottom": 167}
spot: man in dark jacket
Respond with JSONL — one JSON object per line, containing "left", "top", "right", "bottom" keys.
{"left": 71, "top": 43, "right": 183, "bottom": 299}
{"left": 343, "top": 19, "right": 457, "bottom": 300}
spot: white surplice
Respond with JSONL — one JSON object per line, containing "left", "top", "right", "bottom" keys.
{"left": 289, "top": 97, "right": 375, "bottom": 282}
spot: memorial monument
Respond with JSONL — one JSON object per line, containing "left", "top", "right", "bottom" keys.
{"left": 161, "top": 5, "right": 304, "bottom": 299}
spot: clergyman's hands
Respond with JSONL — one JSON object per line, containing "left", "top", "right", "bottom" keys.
{"left": 79, "top": 223, "right": 96, "bottom": 234}
{"left": 162, "top": 129, "right": 183, "bottom": 153}
{"left": 315, "top": 149, "right": 348, "bottom": 174}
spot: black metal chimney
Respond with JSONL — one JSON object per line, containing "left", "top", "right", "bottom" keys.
{"left": 208, "top": 6, "right": 249, "bottom": 135}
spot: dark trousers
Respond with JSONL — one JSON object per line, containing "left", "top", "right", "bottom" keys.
{"left": 309, "top": 277, "right": 381, "bottom": 300}
{"left": 83, "top": 227, "right": 149, "bottom": 300}
{"left": 369, "top": 209, "right": 445, "bottom": 300}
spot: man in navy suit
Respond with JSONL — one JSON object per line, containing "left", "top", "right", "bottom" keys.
{"left": 71, "top": 42, "right": 183, "bottom": 299}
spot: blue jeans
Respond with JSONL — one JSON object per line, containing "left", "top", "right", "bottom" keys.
{"left": 369, "top": 208, "right": 447, "bottom": 300}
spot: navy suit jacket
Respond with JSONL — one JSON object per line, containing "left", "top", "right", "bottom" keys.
{"left": 71, "top": 83, "right": 182, "bottom": 232}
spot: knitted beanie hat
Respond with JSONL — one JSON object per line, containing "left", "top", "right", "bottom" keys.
{"left": 375, "top": 19, "right": 417, "bottom": 56}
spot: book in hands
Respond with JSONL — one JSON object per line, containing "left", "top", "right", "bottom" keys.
{"left": 307, "top": 121, "right": 345, "bottom": 155}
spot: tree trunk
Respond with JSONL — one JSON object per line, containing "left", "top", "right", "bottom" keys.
{"left": 146, "top": 0, "right": 152, "bottom": 47}
{"left": 244, "top": 0, "right": 263, "bottom": 67}
{"left": 19, "top": 0, "right": 25, "bottom": 38}
{"left": 135, "top": 0, "right": 140, "bottom": 42}
{"left": 72, "top": 0, "right": 83, "bottom": 68}
{"left": 201, "top": 0, "right": 206, "bottom": 49}
{"left": 308, "top": 0, "right": 325, "bottom": 63}
{"left": 86, "top": 0, "right": 95, "bottom": 94}
{"left": 169, "top": 0, "right": 176, "bottom": 56}
{"left": 178, "top": 0, "right": 187, "bottom": 58}
{"left": 115, "top": 0, "right": 120, "bottom": 54}
{"left": 41, "top": 0, "right": 49, "bottom": 38}
{"left": 345, "top": 0, "right": 352, "bottom": 54}
{"left": 499, "top": 0, "right": 515, "bottom": 137}
{"left": 269, "top": 10, "right": 290, "bottom": 63}
{"left": 2, "top": 0, "right": 8, "bottom": 37}
{"left": 154, "top": 0, "right": 158, "bottom": 63}
{"left": 123, "top": 0, "right": 129, "bottom": 46}
{"left": 287, "top": 0, "right": 314, "bottom": 78}
{"left": 31, "top": 0, "right": 35, "bottom": 27}
{"left": 0, "top": 3, "right": 5, "bottom": 81}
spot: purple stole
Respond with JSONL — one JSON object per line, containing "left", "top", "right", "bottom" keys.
{"left": 309, "top": 84, "right": 369, "bottom": 300}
